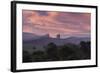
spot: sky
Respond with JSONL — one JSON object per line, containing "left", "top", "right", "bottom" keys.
{"left": 22, "top": 10, "right": 91, "bottom": 38}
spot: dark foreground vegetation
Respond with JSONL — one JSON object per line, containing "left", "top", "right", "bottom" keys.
{"left": 23, "top": 41, "right": 91, "bottom": 63}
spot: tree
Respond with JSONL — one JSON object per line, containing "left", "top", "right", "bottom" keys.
{"left": 23, "top": 50, "right": 32, "bottom": 62}
{"left": 80, "top": 41, "right": 91, "bottom": 59}
{"left": 59, "top": 45, "right": 74, "bottom": 60}
{"left": 32, "top": 51, "right": 47, "bottom": 62}
{"left": 32, "top": 46, "right": 36, "bottom": 50}
{"left": 45, "top": 42, "right": 59, "bottom": 61}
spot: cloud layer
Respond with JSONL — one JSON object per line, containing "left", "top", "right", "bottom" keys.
{"left": 22, "top": 10, "right": 91, "bottom": 38}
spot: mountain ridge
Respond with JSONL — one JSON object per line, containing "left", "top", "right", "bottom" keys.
{"left": 23, "top": 32, "right": 90, "bottom": 46}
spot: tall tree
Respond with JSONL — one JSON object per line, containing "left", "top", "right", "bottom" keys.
{"left": 23, "top": 50, "right": 32, "bottom": 62}
{"left": 46, "top": 42, "right": 59, "bottom": 61}
{"left": 80, "top": 41, "right": 91, "bottom": 59}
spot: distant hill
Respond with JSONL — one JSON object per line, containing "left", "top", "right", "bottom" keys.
{"left": 23, "top": 32, "right": 90, "bottom": 53}
{"left": 29, "top": 36, "right": 89, "bottom": 45}
{"left": 23, "top": 32, "right": 90, "bottom": 45}
{"left": 23, "top": 33, "right": 90, "bottom": 45}
{"left": 23, "top": 32, "right": 50, "bottom": 41}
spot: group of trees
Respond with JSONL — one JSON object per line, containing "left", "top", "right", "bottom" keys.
{"left": 23, "top": 41, "right": 91, "bottom": 63}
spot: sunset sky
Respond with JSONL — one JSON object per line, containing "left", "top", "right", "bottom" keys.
{"left": 22, "top": 10, "right": 91, "bottom": 38}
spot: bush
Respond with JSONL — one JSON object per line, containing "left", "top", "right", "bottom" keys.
{"left": 23, "top": 50, "right": 32, "bottom": 62}
{"left": 45, "top": 42, "right": 59, "bottom": 61}
{"left": 32, "top": 51, "right": 47, "bottom": 62}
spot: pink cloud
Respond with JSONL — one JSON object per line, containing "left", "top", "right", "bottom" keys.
{"left": 22, "top": 10, "right": 91, "bottom": 38}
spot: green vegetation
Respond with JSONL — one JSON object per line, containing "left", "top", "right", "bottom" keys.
{"left": 23, "top": 41, "right": 91, "bottom": 63}
{"left": 23, "top": 50, "right": 32, "bottom": 62}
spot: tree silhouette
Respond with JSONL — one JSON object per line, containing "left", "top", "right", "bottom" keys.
{"left": 23, "top": 50, "right": 32, "bottom": 62}
{"left": 80, "top": 41, "right": 91, "bottom": 59}
{"left": 23, "top": 41, "right": 91, "bottom": 63}
{"left": 45, "top": 42, "right": 59, "bottom": 61}
{"left": 32, "top": 51, "right": 47, "bottom": 62}
{"left": 59, "top": 44, "right": 75, "bottom": 60}
{"left": 32, "top": 46, "right": 36, "bottom": 50}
